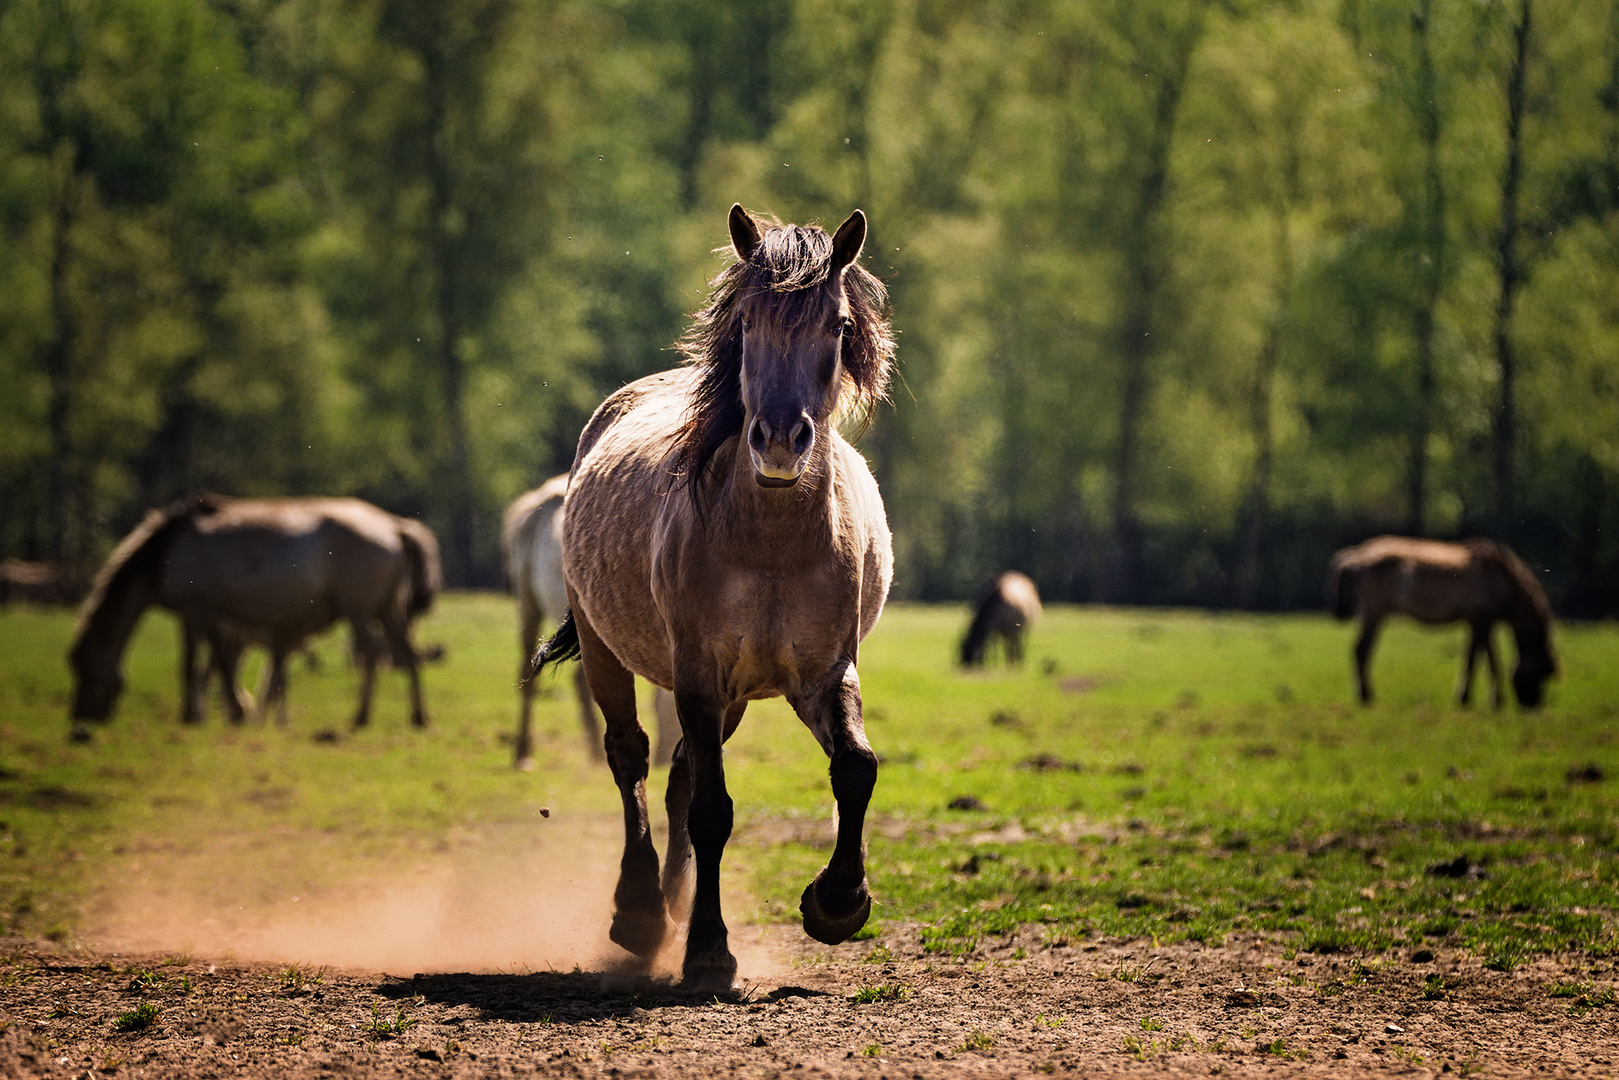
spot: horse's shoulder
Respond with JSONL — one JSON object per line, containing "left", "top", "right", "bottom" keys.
{"left": 575, "top": 369, "right": 694, "bottom": 471}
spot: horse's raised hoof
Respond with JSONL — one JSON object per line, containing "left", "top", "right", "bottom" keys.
{"left": 678, "top": 946, "right": 738, "bottom": 994}
{"left": 609, "top": 906, "right": 669, "bottom": 959}
{"left": 800, "top": 872, "right": 871, "bottom": 945}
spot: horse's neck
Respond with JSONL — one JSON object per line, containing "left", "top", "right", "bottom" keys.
{"left": 83, "top": 567, "right": 155, "bottom": 662}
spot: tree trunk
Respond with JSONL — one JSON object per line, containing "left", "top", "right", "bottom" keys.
{"left": 1407, "top": 0, "right": 1445, "bottom": 537}
{"left": 1234, "top": 201, "right": 1293, "bottom": 609}
{"left": 1106, "top": 11, "right": 1205, "bottom": 604}
{"left": 1492, "top": 0, "right": 1531, "bottom": 537}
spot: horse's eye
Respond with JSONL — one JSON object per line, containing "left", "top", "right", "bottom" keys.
{"left": 740, "top": 314, "right": 753, "bottom": 332}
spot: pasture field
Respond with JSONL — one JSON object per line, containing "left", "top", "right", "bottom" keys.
{"left": 3, "top": 593, "right": 1614, "bottom": 960}
{"left": 0, "top": 594, "right": 1617, "bottom": 1076}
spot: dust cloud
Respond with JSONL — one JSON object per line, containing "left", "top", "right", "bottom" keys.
{"left": 82, "top": 814, "right": 787, "bottom": 982}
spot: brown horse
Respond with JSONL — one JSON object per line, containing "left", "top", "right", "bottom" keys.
{"left": 533, "top": 204, "right": 895, "bottom": 990}
{"left": 69, "top": 494, "right": 440, "bottom": 733}
{"left": 1328, "top": 536, "right": 1557, "bottom": 708}
{"left": 959, "top": 571, "right": 1042, "bottom": 667}
{"left": 504, "top": 476, "right": 678, "bottom": 769}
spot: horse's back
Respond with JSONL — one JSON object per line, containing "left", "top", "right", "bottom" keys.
{"left": 1333, "top": 535, "right": 1514, "bottom": 624}
{"left": 163, "top": 497, "right": 411, "bottom": 638}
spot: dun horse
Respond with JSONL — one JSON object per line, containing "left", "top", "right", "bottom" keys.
{"left": 504, "top": 475, "right": 678, "bottom": 769}
{"left": 534, "top": 205, "right": 895, "bottom": 990}
{"left": 70, "top": 495, "right": 440, "bottom": 733}
{"left": 959, "top": 571, "right": 1042, "bottom": 667}
{"left": 1329, "top": 536, "right": 1557, "bottom": 707}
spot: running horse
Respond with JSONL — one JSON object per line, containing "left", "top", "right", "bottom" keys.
{"left": 534, "top": 204, "right": 895, "bottom": 990}
{"left": 1328, "top": 536, "right": 1557, "bottom": 708}
{"left": 959, "top": 571, "right": 1042, "bottom": 668}
{"left": 69, "top": 495, "right": 440, "bottom": 734}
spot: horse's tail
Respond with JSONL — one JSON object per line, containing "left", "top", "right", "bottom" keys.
{"left": 396, "top": 517, "right": 443, "bottom": 618}
{"left": 1327, "top": 553, "right": 1359, "bottom": 621}
{"left": 527, "top": 608, "right": 582, "bottom": 683}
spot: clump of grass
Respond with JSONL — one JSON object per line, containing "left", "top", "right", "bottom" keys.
{"left": 848, "top": 983, "right": 909, "bottom": 1004}
{"left": 276, "top": 963, "right": 325, "bottom": 994}
{"left": 112, "top": 1002, "right": 160, "bottom": 1033}
{"left": 862, "top": 945, "right": 893, "bottom": 964}
{"left": 959, "top": 1031, "right": 995, "bottom": 1052}
{"left": 364, "top": 1002, "right": 417, "bottom": 1039}
{"left": 862, "top": 1043, "right": 882, "bottom": 1056}
{"left": 1484, "top": 942, "right": 1529, "bottom": 972}
{"left": 1139, "top": 1016, "right": 1163, "bottom": 1031}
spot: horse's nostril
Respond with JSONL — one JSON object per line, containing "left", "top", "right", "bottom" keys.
{"left": 789, "top": 420, "right": 812, "bottom": 455}
{"left": 749, "top": 417, "right": 771, "bottom": 452}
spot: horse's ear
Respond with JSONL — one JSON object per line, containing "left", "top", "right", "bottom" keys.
{"left": 829, "top": 209, "right": 867, "bottom": 276}
{"left": 729, "top": 203, "right": 762, "bottom": 263}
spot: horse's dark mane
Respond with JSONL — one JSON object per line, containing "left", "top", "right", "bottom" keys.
{"left": 673, "top": 215, "right": 896, "bottom": 486}
{"left": 1465, "top": 538, "right": 1554, "bottom": 629}
{"left": 76, "top": 493, "right": 229, "bottom": 637}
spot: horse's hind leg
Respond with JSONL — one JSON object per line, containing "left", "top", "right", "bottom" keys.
{"left": 209, "top": 632, "right": 252, "bottom": 723}
{"left": 349, "top": 619, "right": 380, "bottom": 728}
{"left": 792, "top": 661, "right": 878, "bottom": 946}
{"left": 574, "top": 604, "right": 666, "bottom": 961}
{"left": 515, "top": 595, "right": 541, "bottom": 768}
{"left": 1353, "top": 617, "right": 1382, "bottom": 704}
{"left": 574, "top": 665, "right": 604, "bottom": 763}
{"left": 380, "top": 611, "right": 427, "bottom": 727}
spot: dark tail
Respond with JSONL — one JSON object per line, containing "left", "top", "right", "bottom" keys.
{"left": 526, "top": 609, "right": 582, "bottom": 683}
{"left": 1328, "top": 558, "right": 1358, "bottom": 621}
{"left": 396, "top": 518, "right": 443, "bottom": 618}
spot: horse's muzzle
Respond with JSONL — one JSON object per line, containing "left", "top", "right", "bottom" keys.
{"left": 755, "top": 471, "right": 799, "bottom": 488}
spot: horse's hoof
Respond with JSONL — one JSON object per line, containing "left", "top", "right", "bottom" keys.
{"left": 679, "top": 946, "right": 738, "bottom": 993}
{"left": 68, "top": 723, "right": 95, "bottom": 745}
{"left": 516, "top": 756, "right": 536, "bottom": 772}
{"left": 609, "top": 907, "right": 668, "bottom": 959}
{"left": 800, "top": 873, "right": 871, "bottom": 945}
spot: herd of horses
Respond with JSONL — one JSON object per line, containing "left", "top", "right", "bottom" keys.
{"left": 50, "top": 205, "right": 1561, "bottom": 989}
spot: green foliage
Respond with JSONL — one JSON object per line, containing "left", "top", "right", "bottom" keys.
{"left": 0, "top": 0, "right": 1616, "bottom": 605}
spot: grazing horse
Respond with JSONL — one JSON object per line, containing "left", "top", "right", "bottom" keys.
{"left": 69, "top": 494, "right": 440, "bottom": 734}
{"left": 959, "top": 571, "right": 1042, "bottom": 667}
{"left": 504, "top": 476, "right": 678, "bottom": 769}
{"left": 1328, "top": 536, "right": 1557, "bottom": 708}
{"left": 533, "top": 204, "right": 895, "bottom": 990}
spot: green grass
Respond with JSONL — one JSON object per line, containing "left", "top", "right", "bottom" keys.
{"left": 0, "top": 595, "right": 1615, "bottom": 967}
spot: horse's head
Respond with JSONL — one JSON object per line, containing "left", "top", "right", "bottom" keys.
{"left": 1512, "top": 641, "right": 1557, "bottom": 709}
{"left": 67, "top": 637, "right": 122, "bottom": 722}
{"left": 729, "top": 204, "right": 869, "bottom": 488}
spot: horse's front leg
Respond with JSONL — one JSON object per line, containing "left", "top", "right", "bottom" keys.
{"left": 573, "top": 605, "right": 666, "bottom": 961}
{"left": 1457, "top": 623, "right": 1483, "bottom": 706}
{"left": 663, "top": 700, "right": 745, "bottom": 924}
{"left": 180, "top": 622, "right": 206, "bottom": 724}
{"left": 673, "top": 677, "right": 738, "bottom": 991}
{"left": 1481, "top": 622, "right": 1504, "bottom": 709}
{"left": 1353, "top": 616, "right": 1382, "bottom": 705}
{"left": 793, "top": 661, "right": 877, "bottom": 945}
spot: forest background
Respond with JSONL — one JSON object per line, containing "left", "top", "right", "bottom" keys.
{"left": 2, "top": 0, "right": 1617, "bottom": 612}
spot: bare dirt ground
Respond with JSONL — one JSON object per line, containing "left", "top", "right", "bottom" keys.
{"left": 3, "top": 923, "right": 1617, "bottom": 1079}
